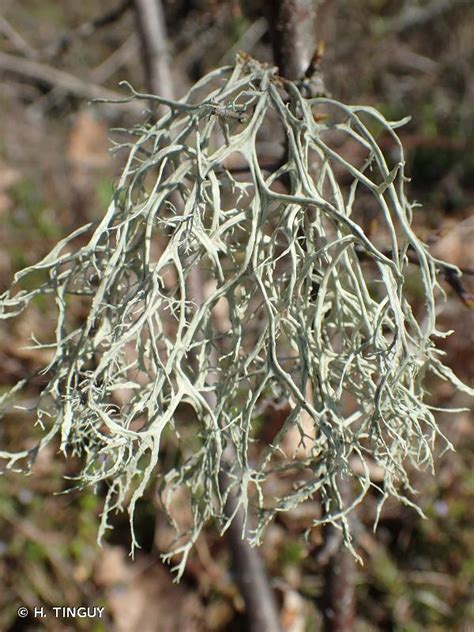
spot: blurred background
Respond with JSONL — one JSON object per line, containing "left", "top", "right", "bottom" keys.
{"left": 0, "top": 1, "right": 473, "bottom": 630}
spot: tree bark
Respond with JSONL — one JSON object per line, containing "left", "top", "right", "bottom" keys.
{"left": 133, "top": 0, "right": 174, "bottom": 101}
{"left": 322, "top": 479, "right": 356, "bottom": 632}
{"left": 222, "top": 477, "right": 283, "bottom": 632}
{"left": 266, "top": 0, "right": 318, "bottom": 79}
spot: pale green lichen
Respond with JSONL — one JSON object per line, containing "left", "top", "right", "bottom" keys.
{"left": 1, "top": 56, "right": 471, "bottom": 577}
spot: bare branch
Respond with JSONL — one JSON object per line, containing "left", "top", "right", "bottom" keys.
{"left": 266, "top": 0, "right": 319, "bottom": 80}
{"left": 222, "top": 477, "right": 283, "bottom": 632}
{"left": 133, "top": 0, "right": 174, "bottom": 102}
{"left": 0, "top": 51, "right": 141, "bottom": 114}
{"left": 0, "top": 13, "right": 39, "bottom": 59}
{"left": 181, "top": 119, "right": 283, "bottom": 632}
{"left": 90, "top": 34, "right": 139, "bottom": 85}
{"left": 220, "top": 17, "right": 267, "bottom": 65}
{"left": 322, "top": 478, "right": 356, "bottom": 632}
{"left": 189, "top": 311, "right": 282, "bottom": 632}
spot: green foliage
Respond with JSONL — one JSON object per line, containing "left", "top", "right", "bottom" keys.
{"left": 0, "top": 56, "right": 472, "bottom": 578}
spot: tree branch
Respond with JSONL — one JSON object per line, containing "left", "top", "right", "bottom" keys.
{"left": 0, "top": 14, "right": 39, "bottom": 59}
{"left": 90, "top": 34, "right": 138, "bottom": 85}
{"left": 0, "top": 51, "right": 141, "bottom": 114}
{"left": 133, "top": 0, "right": 174, "bottom": 102}
{"left": 266, "top": 0, "right": 318, "bottom": 80}
{"left": 322, "top": 478, "right": 356, "bottom": 632}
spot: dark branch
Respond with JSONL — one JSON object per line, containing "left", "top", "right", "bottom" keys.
{"left": 266, "top": 0, "right": 318, "bottom": 80}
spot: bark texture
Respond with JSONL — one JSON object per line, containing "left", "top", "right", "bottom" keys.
{"left": 267, "top": 0, "right": 318, "bottom": 79}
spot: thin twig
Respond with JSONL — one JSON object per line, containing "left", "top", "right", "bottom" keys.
{"left": 133, "top": 0, "right": 174, "bottom": 103}
{"left": 90, "top": 34, "right": 138, "bottom": 85}
{"left": 439, "top": 266, "right": 474, "bottom": 308}
{"left": 267, "top": 7, "right": 356, "bottom": 631}
{"left": 220, "top": 17, "right": 267, "bottom": 65}
{"left": 0, "top": 51, "right": 142, "bottom": 114}
{"left": 0, "top": 13, "right": 39, "bottom": 58}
